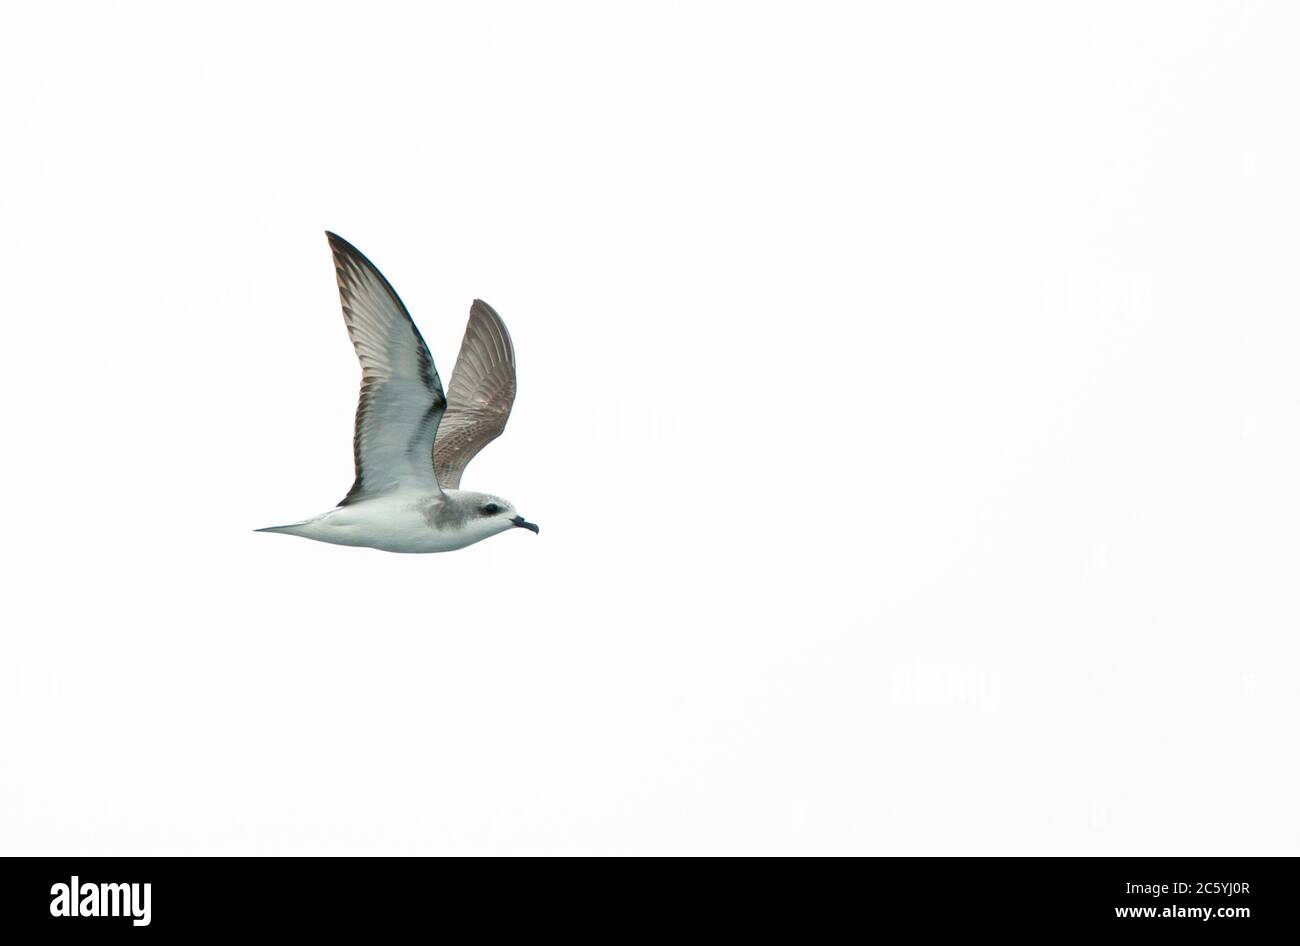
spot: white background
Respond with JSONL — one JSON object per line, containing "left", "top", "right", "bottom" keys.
{"left": 1, "top": 1, "right": 1297, "bottom": 855}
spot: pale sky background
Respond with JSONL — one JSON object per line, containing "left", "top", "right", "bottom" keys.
{"left": 1, "top": 2, "right": 1297, "bottom": 855}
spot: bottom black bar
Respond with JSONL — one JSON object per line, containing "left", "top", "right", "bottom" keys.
{"left": 0, "top": 856, "right": 1290, "bottom": 936}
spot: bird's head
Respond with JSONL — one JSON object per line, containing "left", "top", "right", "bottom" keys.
{"left": 439, "top": 491, "right": 539, "bottom": 545}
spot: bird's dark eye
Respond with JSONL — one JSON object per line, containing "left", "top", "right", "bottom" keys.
{"left": 480, "top": 503, "right": 501, "bottom": 516}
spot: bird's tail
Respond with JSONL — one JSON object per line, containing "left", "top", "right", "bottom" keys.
{"left": 254, "top": 522, "right": 309, "bottom": 536}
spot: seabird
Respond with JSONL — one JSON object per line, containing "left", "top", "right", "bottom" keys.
{"left": 257, "top": 232, "right": 538, "bottom": 552}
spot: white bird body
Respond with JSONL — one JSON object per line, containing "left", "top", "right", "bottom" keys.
{"left": 261, "top": 488, "right": 521, "bottom": 553}
{"left": 258, "top": 233, "right": 538, "bottom": 553}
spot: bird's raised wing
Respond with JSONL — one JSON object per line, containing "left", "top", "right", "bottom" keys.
{"left": 327, "top": 232, "right": 446, "bottom": 505}
{"left": 432, "top": 300, "right": 517, "bottom": 489}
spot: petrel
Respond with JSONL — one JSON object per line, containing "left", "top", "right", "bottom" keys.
{"left": 257, "top": 232, "right": 538, "bottom": 552}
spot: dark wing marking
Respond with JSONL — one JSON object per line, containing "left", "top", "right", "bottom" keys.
{"left": 326, "top": 232, "right": 446, "bottom": 505}
{"left": 432, "top": 299, "right": 517, "bottom": 489}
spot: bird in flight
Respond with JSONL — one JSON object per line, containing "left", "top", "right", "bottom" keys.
{"left": 257, "top": 232, "right": 538, "bottom": 552}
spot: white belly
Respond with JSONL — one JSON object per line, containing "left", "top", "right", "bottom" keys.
{"left": 285, "top": 493, "right": 476, "bottom": 553}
